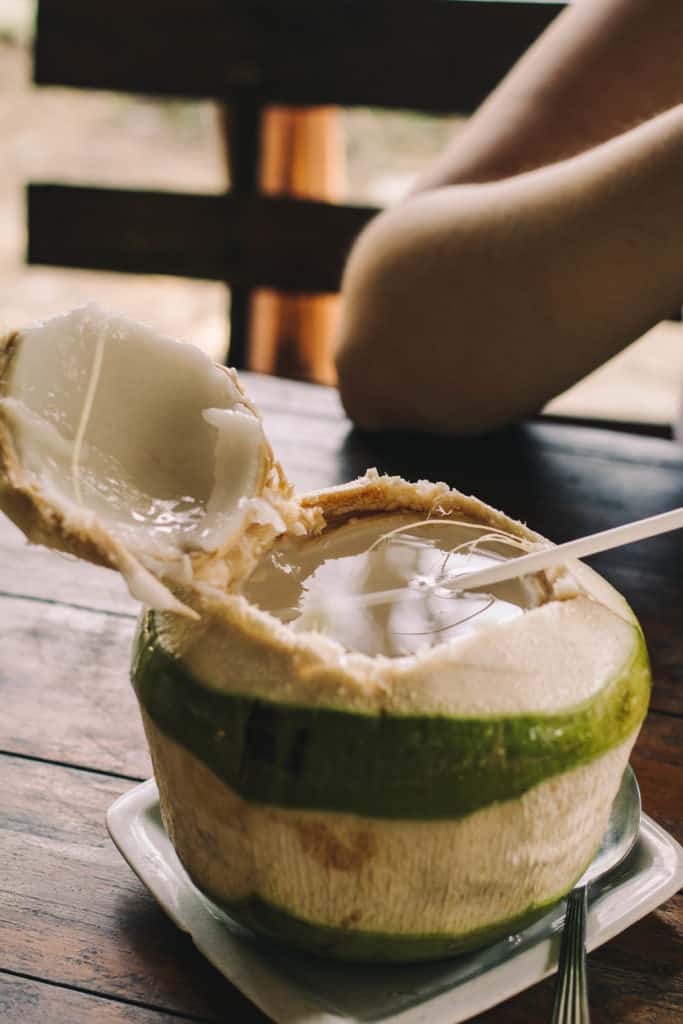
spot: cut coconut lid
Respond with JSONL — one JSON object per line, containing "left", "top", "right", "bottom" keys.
{"left": 0, "top": 304, "right": 311, "bottom": 616}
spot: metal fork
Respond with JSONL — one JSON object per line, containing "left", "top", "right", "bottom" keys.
{"left": 550, "top": 886, "right": 590, "bottom": 1023}
{"left": 550, "top": 768, "right": 641, "bottom": 1024}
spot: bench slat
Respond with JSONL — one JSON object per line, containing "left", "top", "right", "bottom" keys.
{"left": 27, "top": 184, "right": 377, "bottom": 292}
{"left": 34, "top": 0, "right": 562, "bottom": 112}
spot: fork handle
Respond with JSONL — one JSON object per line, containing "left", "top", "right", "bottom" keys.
{"left": 550, "top": 886, "right": 591, "bottom": 1024}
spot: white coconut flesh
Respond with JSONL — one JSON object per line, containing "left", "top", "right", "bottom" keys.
{"left": 0, "top": 305, "right": 304, "bottom": 615}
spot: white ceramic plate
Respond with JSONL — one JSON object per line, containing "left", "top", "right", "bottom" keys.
{"left": 106, "top": 778, "right": 683, "bottom": 1024}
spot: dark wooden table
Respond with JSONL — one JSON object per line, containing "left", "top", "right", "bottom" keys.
{"left": 1, "top": 371, "right": 682, "bottom": 1023}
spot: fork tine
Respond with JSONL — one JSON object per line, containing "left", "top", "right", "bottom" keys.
{"left": 550, "top": 886, "right": 590, "bottom": 1023}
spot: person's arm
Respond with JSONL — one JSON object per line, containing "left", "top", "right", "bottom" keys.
{"left": 411, "top": 0, "right": 683, "bottom": 190}
{"left": 335, "top": 105, "right": 683, "bottom": 434}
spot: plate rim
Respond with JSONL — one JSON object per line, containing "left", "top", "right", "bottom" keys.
{"left": 106, "top": 776, "right": 683, "bottom": 1024}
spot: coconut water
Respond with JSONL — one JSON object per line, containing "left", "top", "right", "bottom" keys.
{"left": 243, "top": 513, "right": 545, "bottom": 657}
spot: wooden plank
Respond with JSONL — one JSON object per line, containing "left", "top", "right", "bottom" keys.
{"left": 259, "top": 407, "right": 683, "bottom": 713}
{"left": 241, "top": 369, "right": 346, "bottom": 420}
{"left": 2, "top": 553, "right": 679, "bottom": 791}
{"left": 541, "top": 411, "right": 673, "bottom": 441}
{"left": 222, "top": 97, "right": 262, "bottom": 370}
{"left": 631, "top": 744, "right": 683, "bottom": 841}
{"left": 0, "top": 756, "right": 266, "bottom": 1022}
{"left": 0, "top": 972, "right": 201, "bottom": 1024}
{"left": 2, "top": 366, "right": 681, "bottom": 1023}
{"left": 0, "top": 556, "right": 680, "bottom": 785}
{"left": 1, "top": 405, "right": 682, "bottom": 726}
{"left": 604, "top": 571, "right": 683, "bottom": 717}
{"left": 1, "top": 709, "right": 680, "bottom": 1024}
{"left": 0, "top": 516, "right": 136, "bottom": 615}
{"left": 27, "top": 185, "right": 376, "bottom": 292}
{"left": 34, "top": 0, "right": 563, "bottom": 113}
{"left": 340, "top": 420, "right": 683, "bottom": 555}
{"left": 0, "top": 597, "right": 147, "bottom": 778}
{"left": 476, "top": 900, "right": 683, "bottom": 1023}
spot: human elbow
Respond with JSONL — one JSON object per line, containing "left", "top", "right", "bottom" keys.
{"left": 334, "top": 209, "right": 429, "bottom": 430}
{"left": 335, "top": 193, "right": 540, "bottom": 435}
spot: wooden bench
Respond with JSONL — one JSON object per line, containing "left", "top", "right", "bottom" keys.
{"left": 27, "top": 0, "right": 563, "bottom": 370}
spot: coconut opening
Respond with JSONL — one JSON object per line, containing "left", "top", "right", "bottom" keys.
{"left": 242, "top": 512, "right": 548, "bottom": 657}
{"left": 1, "top": 305, "right": 266, "bottom": 559}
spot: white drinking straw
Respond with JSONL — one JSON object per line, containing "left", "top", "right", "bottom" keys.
{"left": 444, "top": 505, "right": 683, "bottom": 593}
{"left": 284, "top": 507, "right": 683, "bottom": 615}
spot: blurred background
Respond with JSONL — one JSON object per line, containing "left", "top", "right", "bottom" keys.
{"left": 1, "top": 0, "right": 681, "bottom": 426}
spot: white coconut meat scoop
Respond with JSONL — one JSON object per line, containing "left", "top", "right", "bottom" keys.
{"left": 0, "top": 305, "right": 311, "bottom": 617}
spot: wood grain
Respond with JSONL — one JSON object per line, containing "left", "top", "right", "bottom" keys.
{"left": 473, "top": 894, "right": 683, "bottom": 1022}
{"left": 1, "top": 574, "right": 680, "bottom": 799}
{"left": 242, "top": 369, "right": 346, "bottom": 418}
{"left": 0, "top": 755, "right": 266, "bottom": 1022}
{"left": 0, "top": 595, "right": 145, "bottom": 777}
{"left": 0, "top": 517, "right": 136, "bottom": 615}
{"left": 1, "top": 371, "right": 682, "bottom": 1023}
{"left": 0, "top": 972, "right": 208, "bottom": 1024}
{"left": 34, "top": 0, "right": 562, "bottom": 112}
{"left": 1, "top": 382, "right": 681, "bottom": 783}
{"left": 0, "top": 710, "right": 680, "bottom": 1024}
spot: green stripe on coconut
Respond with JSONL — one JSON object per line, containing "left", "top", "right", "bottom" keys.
{"left": 134, "top": 610, "right": 648, "bottom": 820}
{"left": 216, "top": 886, "right": 571, "bottom": 962}
{"left": 142, "top": 713, "right": 638, "bottom": 962}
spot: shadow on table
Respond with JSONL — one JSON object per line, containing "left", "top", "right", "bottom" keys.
{"left": 339, "top": 421, "right": 588, "bottom": 533}
{"left": 338, "top": 419, "right": 683, "bottom": 543}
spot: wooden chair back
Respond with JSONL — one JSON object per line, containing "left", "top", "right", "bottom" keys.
{"left": 28, "top": 0, "right": 563, "bottom": 369}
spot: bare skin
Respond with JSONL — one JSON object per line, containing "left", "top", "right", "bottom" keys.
{"left": 335, "top": 0, "right": 683, "bottom": 434}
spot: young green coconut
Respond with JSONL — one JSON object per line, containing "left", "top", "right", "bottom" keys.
{"left": 0, "top": 305, "right": 650, "bottom": 963}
